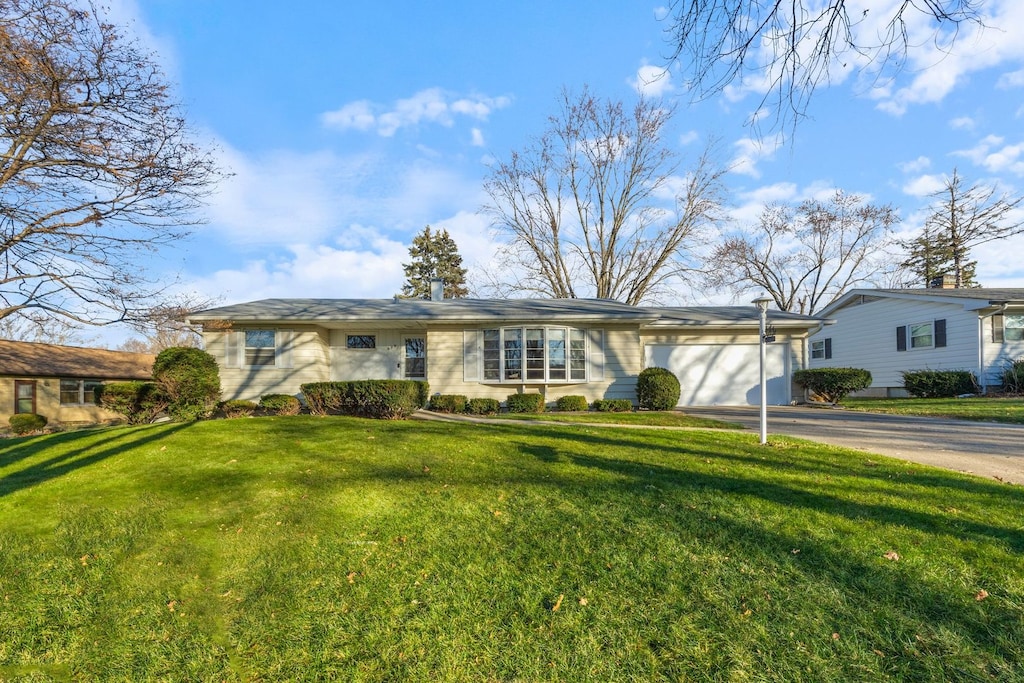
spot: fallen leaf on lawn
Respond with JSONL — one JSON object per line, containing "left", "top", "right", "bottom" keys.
{"left": 873, "top": 649, "right": 885, "bottom": 657}
{"left": 742, "top": 609, "right": 752, "bottom": 618}
{"left": 831, "top": 633, "right": 840, "bottom": 640}
{"left": 578, "top": 597, "right": 588, "bottom": 606}
{"left": 422, "top": 466, "right": 430, "bottom": 473}
{"left": 79, "top": 554, "right": 89, "bottom": 566}
{"left": 975, "top": 589, "right": 989, "bottom": 601}
{"left": 551, "top": 594, "right": 564, "bottom": 611}
{"left": 160, "top": 446, "right": 166, "bottom": 452}
{"left": 493, "top": 510, "right": 502, "bottom": 517}
{"left": 884, "top": 551, "right": 900, "bottom": 561}
{"left": 347, "top": 572, "right": 356, "bottom": 584}
{"left": 236, "top": 527, "right": 243, "bottom": 534}
{"left": 167, "top": 601, "right": 177, "bottom": 612}
{"left": 791, "top": 549, "right": 800, "bottom": 555}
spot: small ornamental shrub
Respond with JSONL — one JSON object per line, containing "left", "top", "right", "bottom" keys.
{"left": 153, "top": 347, "right": 221, "bottom": 421}
{"left": 555, "top": 395, "right": 589, "bottom": 412}
{"left": 902, "top": 369, "right": 977, "bottom": 398}
{"left": 9, "top": 413, "right": 47, "bottom": 435}
{"left": 95, "top": 381, "right": 169, "bottom": 424}
{"left": 466, "top": 398, "right": 500, "bottom": 416}
{"left": 429, "top": 394, "right": 468, "bottom": 413}
{"left": 637, "top": 367, "right": 681, "bottom": 411}
{"left": 259, "top": 394, "right": 301, "bottom": 416}
{"left": 300, "top": 380, "right": 426, "bottom": 419}
{"left": 1002, "top": 358, "right": 1024, "bottom": 394}
{"left": 591, "top": 398, "right": 633, "bottom": 412}
{"left": 221, "top": 399, "right": 257, "bottom": 418}
{"left": 794, "top": 368, "right": 872, "bottom": 403}
{"left": 505, "top": 393, "right": 545, "bottom": 413}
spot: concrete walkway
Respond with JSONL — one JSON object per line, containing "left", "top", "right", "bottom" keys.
{"left": 414, "top": 408, "right": 1024, "bottom": 485}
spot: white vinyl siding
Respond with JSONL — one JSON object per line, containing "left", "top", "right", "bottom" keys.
{"left": 207, "top": 327, "right": 328, "bottom": 401}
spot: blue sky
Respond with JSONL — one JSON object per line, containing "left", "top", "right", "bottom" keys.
{"left": 107, "top": 0, "right": 1024, "bottom": 336}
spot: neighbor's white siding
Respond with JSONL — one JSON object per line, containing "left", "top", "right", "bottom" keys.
{"left": 204, "top": 326, "right": 330, "bottom": 401}
{"left": 808, "top": 297, "right": 977, "bottom": 390}
{"left": 982, "top": 307, "right": 1024, "bottom": 388}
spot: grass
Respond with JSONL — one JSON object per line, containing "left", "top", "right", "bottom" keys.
{"left": 1, "top": 416, "right": 1022, "bottom": 681}
{"left": 844, "top": 396, "right": 1024, "bottom": 425}
{"left": 490, "top": 410, "right": 743, "bottom": 429}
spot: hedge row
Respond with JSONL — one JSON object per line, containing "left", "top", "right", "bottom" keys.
{"left": 301, "top": 380, "right": 429, "bottom": 419}
{"left": 902, "top": 370, "right": 977, "bottom": 398}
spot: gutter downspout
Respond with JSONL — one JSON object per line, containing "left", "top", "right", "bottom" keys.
{"left": 978, "top": 303, "right": 1009, "bottom": 394}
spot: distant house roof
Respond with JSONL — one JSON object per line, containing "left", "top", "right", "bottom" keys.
{"left": 0, "top": 340, "right": 155, "bottom": 380}
{"left": 821, "top": 288, "right": 1024, "bottom": 317}
{"left": 188, "top": 297, "right": 827, "bottom": 329}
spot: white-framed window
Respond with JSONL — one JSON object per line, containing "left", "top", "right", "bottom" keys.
{"left": 245, "top": 329, "right": 277, "bottom": 366}
{"left": 909, "top": 321, "right": 934, "bottom": 349}
{"left": 1006, "top": 314, "right": 1024, "bottom": 342}
{"left": 346, "top": 335, "right": 376, "bottom": 349}
{"left": 810, "top": 338, "right": 831, "bottom": 360}
{"left": 60, "top": 379, "right": 103, "bottom": 405}
{"left": 481, "top": 327, "right": 591, "bottom": 383}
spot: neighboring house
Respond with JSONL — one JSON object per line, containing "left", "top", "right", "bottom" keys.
{"left": 188, "top": 292, "right": 828, "bottom": 407}
{"left": 808, "top": 287, "right": 1024, "bottom": 396}
{"left": 0, "top": 340, "right": 156, "bottom": 426}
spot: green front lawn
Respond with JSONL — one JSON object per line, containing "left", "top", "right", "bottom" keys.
{"left": 1, "top": 417, "right": 1022, "bottom": 680}
{"left": 844, "top": 396, "right": 1024, "bottom": 424}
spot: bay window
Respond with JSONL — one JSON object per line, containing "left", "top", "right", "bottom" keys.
{"left": 480, "top": 327, "right": 592, "bottom": 383}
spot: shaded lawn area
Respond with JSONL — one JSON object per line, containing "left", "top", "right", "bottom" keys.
{"left": 0, "top": 416, "right": 1022, "bottom": 681}
{"left": 487, "top": 410, "right": 743, "bottom": 429}
{"left": 843, "top": 396, "right": 1024, "bottom": 425}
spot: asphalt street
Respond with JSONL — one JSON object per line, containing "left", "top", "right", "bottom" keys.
{"left": 683, "top": 406, "right": 1024, "bottom": 485}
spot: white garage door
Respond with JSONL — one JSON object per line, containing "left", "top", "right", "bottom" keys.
{"left": 645, "top": 343, "right": 791, "bottom": 406}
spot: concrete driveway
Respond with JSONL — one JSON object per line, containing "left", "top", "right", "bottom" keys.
{"left": 684, "top": 406, "right": 1024, "bottom": 485}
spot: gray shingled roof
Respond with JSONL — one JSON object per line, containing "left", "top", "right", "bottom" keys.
{"left": 0, "top": 340, "right": 155, "bottom": 380}
{"left": 189, "top": 298, "right": 826, "bottom": 327}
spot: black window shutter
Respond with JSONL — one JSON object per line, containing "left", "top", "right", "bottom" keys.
{"left": 824, "top": 338, "right": 832, "bottom": 359}
{"left": 934, "top": 319, "right": 947, "bottom": 348}
{"left": 993, "top": 314, "right": 1004, "bottom": 343}
{"left": 896, "top": 326, "right": 907, "bottom": 352}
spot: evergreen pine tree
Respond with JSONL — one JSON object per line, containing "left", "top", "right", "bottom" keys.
{"left": 400, "top": 226, "right": 470, "bottom": 299}
{"left": 900, "top": 225, "right": 979, "bottom": 288}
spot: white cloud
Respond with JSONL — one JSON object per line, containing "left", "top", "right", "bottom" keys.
{"left": 998, "top": 68, "right": 1024, "bottom": 89}
{"left": 898, "top": 156, "right": 932, "bottom": 174}
{"left": 953, "top": 135, "right": 1024, "bottom": 175}
{"left": 678, "top": 130, "right": 700, "bottom": 146}
{"left": 902, "top": 174, "right": 947, "bottom": 197}
{"left": 630, "top": 65, "right": 674, "bottom": 97}
{"left": 950, "top": 116, "right": 976, "bottom": 131}
{"left": 321, "top": 88, "right": 512, "bottom": 137}
{"left": 728, "top": 135, "right": 782, "bottom": 178}
{"left": 470, "top": 128, "right": 485, "bottom": 147}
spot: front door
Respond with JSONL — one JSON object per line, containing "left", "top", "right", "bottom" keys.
{"left": 14, "top": 380, "right": 36, "bottom": 414}
{"left": 404, "top": 338, "right": 426, "bottom": 379}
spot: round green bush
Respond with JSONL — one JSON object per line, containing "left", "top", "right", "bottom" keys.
{"left": 636, "top": 367, "right": 681, "bottom": 410}
{"left": 153, "top": 347, "right": 221, "bottom": 421}
{"left": 259, "top": 393, "right": 301, "bottom": 415}
{"left": 9, "top": 413, "right": 47, "bottom": 435}
{"left": 466, "top": 398, "right": 500, "bottom": 415}
{"left": 429, "top": 394, "right": 468, "bottom": 413}
{"left": 505, "top": 393, "right": 545, "bottom": 413}
{"left": 221, "top": 399, "right": 257, "bottom": 418}
{"left": 555, "top": 395, "right": 589, "bottom": 412}
{"left": 591, "top": 398, "right": 633, "bottom": 412}
{"left": 794, "top": 368, "right": 872, "bottom": 403}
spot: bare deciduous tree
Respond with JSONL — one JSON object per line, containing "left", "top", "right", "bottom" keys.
{"left": 1, "top": 0, "right": 220, "bottom": 328}
{"left": 920, "top": 169, "right": 1023, "bottom": 288}
{"left": 483, "top": 88, "right": 726, "bottom": 305}
{"left": 707, "top": 191, "right": 898, "bottom": 314}
{"left": 663, "top": 0, "right": 982, "bottom": 133}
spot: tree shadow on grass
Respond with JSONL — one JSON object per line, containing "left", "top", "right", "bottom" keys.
{"left": 0, "top": 424, "right": 190, "bottom": 499}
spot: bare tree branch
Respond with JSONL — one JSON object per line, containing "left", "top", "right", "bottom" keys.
{"left": 483, "top": 88, "right": 726, "bottom": 305}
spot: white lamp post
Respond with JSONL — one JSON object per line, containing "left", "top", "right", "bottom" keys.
{"left": 752, "top": 295, "right": 772, "bottom": 445}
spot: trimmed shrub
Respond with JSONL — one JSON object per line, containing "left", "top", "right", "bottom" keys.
{"left": 95, "top": 381, "right": 169, "bottom": 424}
{"left": 9, "top": 413, "right": 47, "bottom": 435}
{"left": 1002, "top": 358, "right": 1024, "bottom": 394}
{"left": 637, "top": 367, "right": 681, "bottom": 411}
{"left": 466, "top": 398, "right": 500, "bottom": 416}
{"left": 902, "top": 369, "right": 977, "bottom": 398}
{"left": 259, "top": 394, "right": 301, "bottom": 416}
{"left": 300, "top": 380, "right": 427, "bottom": 419}
{"left": 153, "top": 347, "right": 221, "bottom": 421}
{"left": 555, "top": 395, "right": 589, "bottom": 412}
{"left": 429, "top": 394, "right": 468, "bottom": 413}
{"left": 591, "top": 398, "right": 633, "bottom": 412}
{"left": 221, "top": 399, "right": 257, "bottom": 418}
{"left": 505, "top": 393, "right": 545, "bottom": 413}
{"left": 794, "top": 368, "right": 872, "bottom": 403}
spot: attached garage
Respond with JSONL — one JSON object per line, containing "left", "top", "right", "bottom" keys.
{"left": 645, "top": 342, "right": 791, "bottom": 406}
